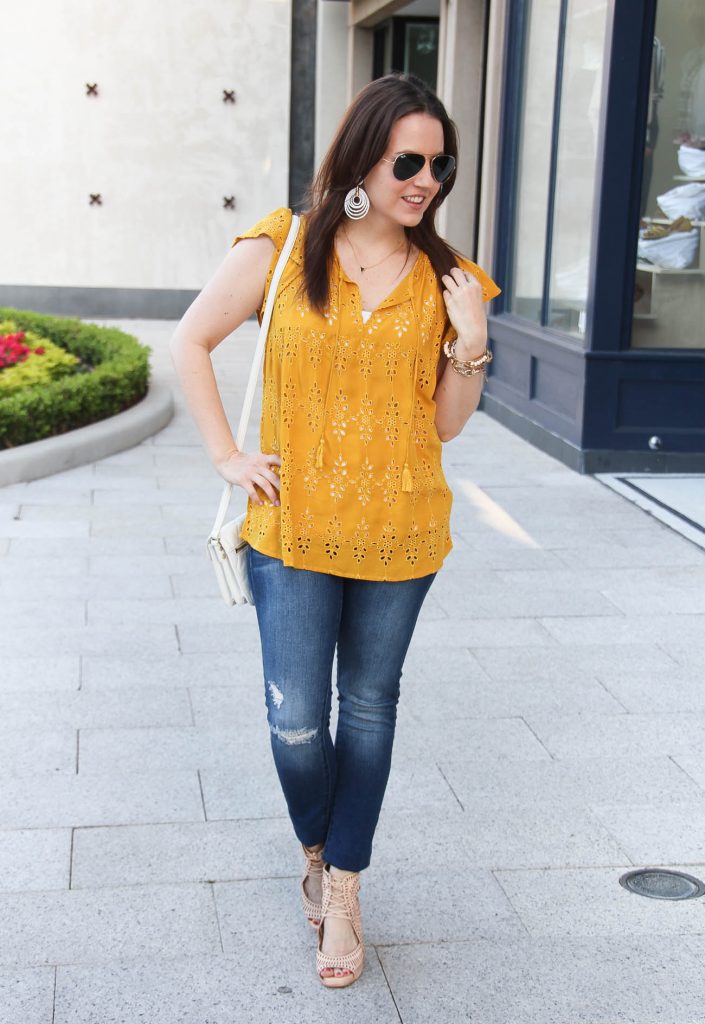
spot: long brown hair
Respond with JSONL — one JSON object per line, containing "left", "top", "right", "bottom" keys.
{"left": 302, "top": 72, "right": 461, "bottom": 314}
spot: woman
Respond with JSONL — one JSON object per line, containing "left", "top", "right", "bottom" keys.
{"left": 169, "top": 72, "right": 500, "bottom": 988}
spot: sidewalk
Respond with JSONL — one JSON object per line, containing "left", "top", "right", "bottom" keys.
{"left": 1, "top": 318, "right": 705, "bottom": 1024}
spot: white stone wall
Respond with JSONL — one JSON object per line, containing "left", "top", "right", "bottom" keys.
{"left": 0, "top": 0, "right": 291, "bottom": 291}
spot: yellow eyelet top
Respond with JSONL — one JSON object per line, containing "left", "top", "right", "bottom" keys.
{"left": 231, "top": 207, "right": 501, "bottom": 581}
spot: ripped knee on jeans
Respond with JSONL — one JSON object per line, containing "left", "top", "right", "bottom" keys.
{"left": 269, "top": 722, "right": 319, "bottom": 745}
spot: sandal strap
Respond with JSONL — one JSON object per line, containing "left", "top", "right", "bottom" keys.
{"left": 301, "top": 844, "right": 324, "bottom": 921}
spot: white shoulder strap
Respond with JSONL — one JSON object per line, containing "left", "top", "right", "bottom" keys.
{"left": 210, "top": 212, "right": 301, "bottom": 537}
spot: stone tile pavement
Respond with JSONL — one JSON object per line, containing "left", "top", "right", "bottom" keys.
{"left": 1, "top": 318, "right": 705, "bottom": 1023}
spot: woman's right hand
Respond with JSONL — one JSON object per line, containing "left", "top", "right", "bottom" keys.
{"left": 215, "top": 449, "right": 282, "bottom": 506}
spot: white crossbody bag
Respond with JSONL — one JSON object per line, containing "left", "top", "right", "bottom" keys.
{"left": 206, "top": 214, "right": 301, "bottom": 606}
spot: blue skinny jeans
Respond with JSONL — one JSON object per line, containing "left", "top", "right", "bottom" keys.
{"left": 247, "top": 546, "right": 436, "bottom": 872}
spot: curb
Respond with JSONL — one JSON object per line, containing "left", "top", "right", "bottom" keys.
{"left": 0, "top": 380, "right": 174, "bottom": 486}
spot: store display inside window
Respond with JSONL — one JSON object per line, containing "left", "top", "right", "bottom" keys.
{"left": 632, "top": 1, "right": 705, "bottom": 349}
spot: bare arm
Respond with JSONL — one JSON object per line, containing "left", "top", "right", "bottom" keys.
{"left": 433, "top": 267, "right": 488, "bottom": 442}
{"left": 168, "top": 234, "right": 283, "bottom": 505}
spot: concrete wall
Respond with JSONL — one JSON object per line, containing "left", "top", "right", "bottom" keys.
{"left": 315, "top": 1, "right": 350, "bottom": 170}
{"left": 0, "top": 0, "right": 291, "bottom": 297}
{"left": 436, "top": 0, "right": 486, "bottom": 259}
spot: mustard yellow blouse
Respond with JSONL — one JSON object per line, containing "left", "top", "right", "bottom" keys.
{"left": 231, "top": 207, "right": 501, "bottom": 582}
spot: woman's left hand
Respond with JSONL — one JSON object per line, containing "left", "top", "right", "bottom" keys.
{"left": 441, "top": 267, "right": 487, "bottom": 357}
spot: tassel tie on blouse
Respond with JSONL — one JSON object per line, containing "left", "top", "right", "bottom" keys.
{"left": 315, "top": 282, "right": 422, "bottom": 493}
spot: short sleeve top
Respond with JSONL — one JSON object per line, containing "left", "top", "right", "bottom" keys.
{"left": 231, "top": 206, "right": 501, "bottom": 581}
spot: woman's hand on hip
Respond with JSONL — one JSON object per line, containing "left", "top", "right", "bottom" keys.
{"left": 441, "top": 267, "right": 487, "bottom": 357}
{"left": 215, "top": 450, "right": 282, "bottom": 506}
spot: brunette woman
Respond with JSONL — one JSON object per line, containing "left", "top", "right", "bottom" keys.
{"left": 170, "top": 72, "right": 500, "bottom": 988}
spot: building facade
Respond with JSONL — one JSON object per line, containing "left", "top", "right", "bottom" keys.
{"left": 317, "top": 0, "right": 705, "bottom": 471}
{"left": 3, "top": 0, "right": 703, "bottom": 470}
{"left": 0, "top": 0, "right": 292, "bottom": 318}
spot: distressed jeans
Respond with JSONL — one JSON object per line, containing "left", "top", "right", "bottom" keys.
{"left": 247, "top": 546, "right": 436, "bottom": 872}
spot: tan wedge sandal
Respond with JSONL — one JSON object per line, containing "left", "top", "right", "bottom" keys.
{"left": 316, "top": 863, "right": 365, "bottom": 988}
{"left": 301, "top": 843, "right": 324, "bottom": 928}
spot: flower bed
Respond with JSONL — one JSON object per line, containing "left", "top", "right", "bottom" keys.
{"left": 0, "top": 307, "right": 151, "bottom": 448}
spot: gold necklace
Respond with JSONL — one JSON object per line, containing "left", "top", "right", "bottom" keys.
{"left": 343, "top": 226, "right": 406, "bottom": 273}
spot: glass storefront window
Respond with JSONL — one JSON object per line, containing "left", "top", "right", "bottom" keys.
{"left": 632, "top": 0, "right": 705, "bottom": 349}
{"left": 509, "top": 0, "right": 562, "bottom": 324}
{"left": 509, "top": 0, "right": 609, "bottom": 340}
{"left": 403, "top": 22, "right": 439, "bottom": 89}
{"left": 547, "top": 0, "right": 609, "bottom": 335}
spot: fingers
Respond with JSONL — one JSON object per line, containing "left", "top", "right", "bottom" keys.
{"left": 441, "top": 267, "right": 481, "bottom": 292}
{"left": 252, "top": 473, "right": 280, "bottom": 506}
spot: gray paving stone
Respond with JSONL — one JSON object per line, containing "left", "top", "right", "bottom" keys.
{"left": 0, "top": 503, "right": 20, "bottom": 519}
{"left": 0, "top": 656, "right": 79, "bottom": 692}
{"left": 199, "top": 766, "right": 289, "bottom": 821}
{"left": 0, "top": 771, "right": 204, "bottom": 829}
{"left": 594, "top": 667, "right": 705, "bottom": 712}
{"left": 379, "top": 935, "right": 705, "bottom": 1024}
{"left": 671, "top": 754, "right": 705, "bottom": 794}
{"left": 7, "top": 536, "right": 167, "bottom": 557}
{"left": 0, "top": 829, "right": 71, "bottom": 892}
{"left": 0, "top": 967, "right": 55, "bottom": 1024}
{"left": 0, "top": 624, "right": 178, "bottom": 657}
{"left": 189, "top": 685, "right": 274, "bottom": 727}
{"left": 71, "top": 819, "right": 297, "bottom": 889}
{"left": 435, "top": 583, "right": 623, "bottom": 619}
{"left": 441, "top": 544, "right": 568, "bottom": 570}
{"left": 0, "top": 598, "right": 85, "bottom": 627}
{"left": 555, "top": 541, "right": 704, "bottom": 568}
{"left": 472, "top": 642, "right": 679, "bottom": 681}
{"left": 176, "top": 619, "right": 266, "bottom": 654}
{"left": 400, "top": 715, "right": 552, "bottom": 762}
{"left": 89, "top": 519, "right": 174, "bottom": 538}
{"left": 88, "top": 553, "right": 206, "bottom": 577}
{"left": 0, "top": 520, "right": 90, "bottom": 539}
{"left": 589, "top": 800, "right": 705, "bottom": 863}
{"left": 0, "top": 557, "right": 89, "bottom": 582}
{"left": 0, "top": 538, "right": 8, "bottom": 555}
{"left": 1, "top": 573, "right": 173, "bottom": 599}
{"left": 494, "top": 864, "right": 705, "bottom": 936}
{"left": 165, "top": 534, "right": 216, "bottom": 555}
{"left": 370, "top": 805, "right": 625, "bottom": 871}
{"left": 496, "top": 564, "right": 705, "bottom": 592}
{"left": 170, "top": 566, "right": 238, "bottom": 597}
{"left": 0, "top": 729, "right": 76, "bottom": 777}
{"left": 411, "top": 616, "right": 555, "bottom": 649}
{"left": 77, "top": 722, "right": 271, "bottom": 774}
{"left": 81, "top": 653, "right": 264, "bottom": 689}
{"left": 659, "top": 638, "right": 705, "bottom": 669}
{"left": 53, "top": 949, "right": 400, "bottom": 1024}
{"left": 525, "top": 711, "right": 705, "bottom": 759}
{"left": 86, "top": 596, "right": 238, "bottom": 626}
{"left": 364, "top": 865, "right": 525, "bottom": 945}
{"left": 215, "top": 876, "right": 309, "bottom": 951}
{"left": 403, "top": 667, "right": 622, "bottom": 718}
{"left": 0, "top": 684, "right": 191, "bottom": 733}
{"left": 437, "top": 755, "right": 704, "bottom": 810}
{"left": 601, "top": 583, "right": 705, "bottom": 614}
{"left": 539, "top": 612, "right": 705, "bottom": 646}
{"left": 0, "top": 484, "right": 93, "bottom": 504}
{"left": 0, "top": 884, "right": 221, "bottom": 968}
{"left": 400, "top": 645, "right": 491, "bottom": 685}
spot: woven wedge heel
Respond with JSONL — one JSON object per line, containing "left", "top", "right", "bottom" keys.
{"left": 301, "top": 843, "right": 324, "bottom": 928}
{"left": 316, "top": 863, "right": 365, "bottom": 988}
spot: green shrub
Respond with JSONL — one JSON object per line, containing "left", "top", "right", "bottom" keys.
{"left": 0, "top": 308, "right": 151, "bottom": 448}
{"left": 0, "top": 321, "right": 82, "bottom": 396}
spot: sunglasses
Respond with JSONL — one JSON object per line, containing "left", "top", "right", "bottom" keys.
{"left": 381, "top": 152, "right": 456, "bottom": 184}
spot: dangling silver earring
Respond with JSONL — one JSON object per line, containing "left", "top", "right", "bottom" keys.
{"left": 344, "top": 182, "right": 370, "bottom": 219}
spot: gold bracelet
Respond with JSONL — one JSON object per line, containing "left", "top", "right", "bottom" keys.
{"left": 443, "top": 339, "right": 493, "bottom": 376}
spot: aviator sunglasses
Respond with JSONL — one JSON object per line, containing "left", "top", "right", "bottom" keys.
{"left": 381, "top": 151, "right": 456, "bottom": 184}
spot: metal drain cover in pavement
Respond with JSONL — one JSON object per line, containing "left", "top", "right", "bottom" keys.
{"left": 619, "top": 868, "right": 705, "bottom": 900}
